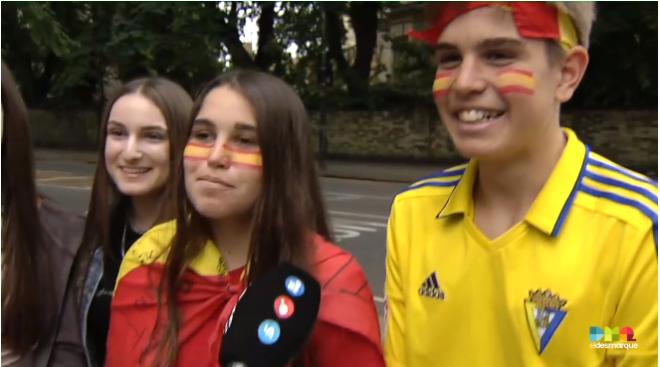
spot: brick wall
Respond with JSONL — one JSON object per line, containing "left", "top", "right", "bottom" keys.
{"left": 310, "top": 108, "right": 658, "bottom": 177}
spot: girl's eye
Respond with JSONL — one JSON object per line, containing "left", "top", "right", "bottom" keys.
{"left": 237, "top": 137, "right": 256, "bottom": 145}
{"left": 107, "top": 128, "right": 125, "bottom": 137}
{"left": 191, "top": 130, "right": 214, "bottom": 143}
{"left": 233, "top": 134, "right": 258, "bottom": 147}
{"left": 144, "top": 131, "right": 167, "bottom": 141}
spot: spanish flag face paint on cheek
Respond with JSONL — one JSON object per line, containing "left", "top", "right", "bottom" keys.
{"left": 183, "top": 142, "right": 214, "bottom": 160}
{"left": 183, "top": 142, "right": 263, "bottom": 170}
{"left": 494, "top": 68, "right": 536, "bottom": 96}
{"left": 222, "top": 143, "right": 263, "bottom": 170}
{"left": 433, "top": 71, "right": 455, "bottom": 99}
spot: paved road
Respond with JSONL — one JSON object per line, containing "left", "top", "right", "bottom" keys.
{"left": 35, "top": 159, "right": 411, "bottom": 320}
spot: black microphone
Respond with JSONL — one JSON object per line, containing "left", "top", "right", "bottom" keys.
{"left": 220, "top": 263, "right": 321, "bottom": 367}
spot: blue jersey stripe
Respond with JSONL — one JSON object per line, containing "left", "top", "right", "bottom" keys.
{"left": 417, "top": 168, "right": 466, "bottom": 181}
{"left": 580, "top": 184, "right": 657, "bottom": 222}
{"left": 580, "top": 184, "right": 658, "bottom": 253}
{"left": 399, "top": 180, "right": 460, "bottom": 195}
{"left": 584, "top": 170, "right": 658, "bottom": 203}
{"left": 587, "top": 158, "right": 656, "bottom": 186}
{"left": 552, "top": 146, "right": 589, "bottom": 237}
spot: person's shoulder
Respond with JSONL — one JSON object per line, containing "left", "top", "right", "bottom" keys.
{"left": 39, "top": 198, "right": 85, "bottom": 257}
{"left": 311, "top": 235, "right": 381, "bottom": 346}
{"left": 575, "top": 152, "right": 657, "bottom": 231}
{"left": 123, "top": 219, "right": 176, "bottom": 266}
{"left": 312, "top": 236, "right": 369, "bottom": 290}
{"left": 393, "top": 163, "right": 467, "bottom": 204}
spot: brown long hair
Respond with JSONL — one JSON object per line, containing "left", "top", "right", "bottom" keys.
{"left": 79, "top": 77, "right": 193, "bottom": 261}
{"left": 158, "top": 70, "right": 331, "bottom": 365}
{"left": 1, "top": 62, "right": 54, "bottom": 353}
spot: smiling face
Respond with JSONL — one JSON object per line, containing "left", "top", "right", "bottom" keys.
{"left": 433, "top": 7, "right": 564, "bottom": 161}
{"left": 104, "top": 93, "right": 170, "bottom": 199}
{"left": 184, "top": 86, "right": 263, "bottom": 222}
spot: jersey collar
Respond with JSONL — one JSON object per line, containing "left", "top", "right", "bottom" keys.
{"left": 437, "top": 128, "right": 588, "bottom": 237}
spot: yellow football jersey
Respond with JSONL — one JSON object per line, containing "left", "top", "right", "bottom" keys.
{"left": 385, "top": 129, "right": 657, "bottom": 367}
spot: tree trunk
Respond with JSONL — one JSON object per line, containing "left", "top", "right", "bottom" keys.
{"left": 349, "top": 2, "right": 379, "bottom": 85}
{"left": 255, "top": 2, "right": 277, "bottom": 71}
{"left": 223, "top": 2, "right": 257, "bottom": 69}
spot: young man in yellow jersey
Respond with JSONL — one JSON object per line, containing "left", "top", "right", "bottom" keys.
{"left": 385, "top": 3, "right": 657, "bottom": 366}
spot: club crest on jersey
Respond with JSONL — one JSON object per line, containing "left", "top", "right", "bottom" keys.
{"left": 525, "top": 289, "right": 567, "bottom": 354}
{"left": 418, "top": 272, "right": 444, "bottom": 300}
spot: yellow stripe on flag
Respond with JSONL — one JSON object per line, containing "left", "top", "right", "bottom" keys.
{"left": 495, "top": 73, "right": 536, "bottom": 89}
{"left": 224, "top": 145, "right": 263, "bottom": 168}
{"left": 184, "top": 143, "right": 213, "bottom": 159}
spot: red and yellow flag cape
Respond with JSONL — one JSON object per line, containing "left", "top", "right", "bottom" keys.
{"left": 106, "top": 221, "right": 382, "bottom": 366}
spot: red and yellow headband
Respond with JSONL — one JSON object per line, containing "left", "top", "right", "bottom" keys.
{"left": 408, "top": 2, "right": 579, "bottom": 51}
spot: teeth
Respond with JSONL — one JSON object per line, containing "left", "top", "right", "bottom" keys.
{"left": 458, "top": 109, "right": 501, "bottom": 123}
{"left": 122, "top": 167, "right": 149, "bottom": 174}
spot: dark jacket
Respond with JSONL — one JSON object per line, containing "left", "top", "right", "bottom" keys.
{"left": 5, "top": 200, "right": 86, "bottom": 367}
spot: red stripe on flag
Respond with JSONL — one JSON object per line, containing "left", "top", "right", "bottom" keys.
{"left": 186, "top": 142, "right": 214, "bottom": 148}
{"left": 222, "top": 144, "right": 260, "bottom": 154}
{"left": 231, "top": 162, "right": 262, "bottom": 170}
{"left": 435, "top": 71, "right": 453, "bottom": 78}
{"left": 498, "top": 86, "right": 534, "bottom": 95}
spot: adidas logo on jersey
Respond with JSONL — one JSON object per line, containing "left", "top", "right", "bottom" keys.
{"left": 418, "top": 272, "right": 445, "bottom": 300}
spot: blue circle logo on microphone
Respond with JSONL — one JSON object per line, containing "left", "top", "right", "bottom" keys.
{"left": 257, "top": 319, "right": 281, "bottom": 345}
{"left": 285, "top": 276, "right": 305, "bottom": 297}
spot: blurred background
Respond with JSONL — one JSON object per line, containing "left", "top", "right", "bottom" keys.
{"left": 1, "top": 1, "right": 657, "bottom": 177}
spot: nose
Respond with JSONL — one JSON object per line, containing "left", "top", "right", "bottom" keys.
{"left": 123, "top": 135, "right": 143, "bottom": 160}
{"left": 452, "top": 57, "right": 487, "bottom": 97}
{"left": 206, "top": 141, "right": 231, "bottom": 169}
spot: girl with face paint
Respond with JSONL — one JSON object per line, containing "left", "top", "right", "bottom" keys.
{"left": 1, "top": 62, "right": 86, "bottom": 366}
{"left": 105, "top": 70, "right": 385, "bottom": 367}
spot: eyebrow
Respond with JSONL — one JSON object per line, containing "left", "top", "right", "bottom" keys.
{"left": 234, "top": 123, "right": 257, "bottom": 133}
{"left": 192, "top": 119, "right": 257, "bottom": 132}
{"left": 192, "top": 118, "right": 215, "bottom": 128}
{"left": 435, "top": 37, "right": 525, "bottom": 52}
{"left": 478, "top": 37, "right": 525, "bottom": 49}
{"left": 107, "top": 120, "right": 166, "bottom": 130}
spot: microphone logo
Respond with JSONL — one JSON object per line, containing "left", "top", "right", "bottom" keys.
{"left": 274, "top": 296, "right": 295, "bottom": 319}
{"left": 258, "top": 320, "right": 281, "bottom": 345}
{"left": 285, "top": 276, "right": 305, "bottom": 297}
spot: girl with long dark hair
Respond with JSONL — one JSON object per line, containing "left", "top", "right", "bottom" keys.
{"left": 76, "top": 77, "right": 193, "bottom": 366}
{"left": 1, "top": 62, "right": 86, "bottom": 366}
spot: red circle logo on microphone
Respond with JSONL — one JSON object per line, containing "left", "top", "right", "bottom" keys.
{"left": 274, "top": 295, "right": 295, "bottom": 319}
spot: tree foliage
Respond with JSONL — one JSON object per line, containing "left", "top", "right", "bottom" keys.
{"left": 1, "top": 1, "right": 656, "bottom": 111}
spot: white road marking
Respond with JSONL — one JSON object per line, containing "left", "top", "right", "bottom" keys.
{"left": 333, "top": 224, "right": 378, "bottom": 232}
{"left": 38, "top": 184, "right": 91, "bottom": 191}
{"left": 329, "top": 210, "right": 388, "bottom": 221}
{"left": 325, "top": 191, "right": 392, "bottom": 201}
{"left": 37, "top": 175, "right": 92, "bottom": 182}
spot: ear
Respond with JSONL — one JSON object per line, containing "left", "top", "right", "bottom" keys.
{"left": 556, "top": 46, "right": 589, "bottom": 102}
